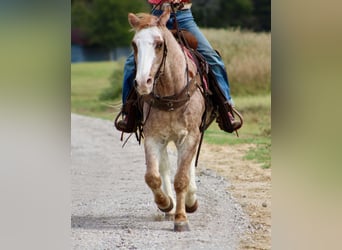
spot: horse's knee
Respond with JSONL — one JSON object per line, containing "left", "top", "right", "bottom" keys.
{"left": 145, "top": 172, "right": 161, "bottom": 190}
{"left": 174, "top": 173, "right": 189, "bottom": 193}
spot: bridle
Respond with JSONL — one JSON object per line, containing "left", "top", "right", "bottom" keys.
{"left": 139, "top": 26, "right": 198, "bottom": 113}
{"left": 151, "top": 40, "right": 168, "bottom": 88}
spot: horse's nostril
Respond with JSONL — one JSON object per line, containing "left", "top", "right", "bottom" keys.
{"left": 134, "top": 79, "right": 138, "bottom": 87}
{"left": 146, "top": 77, "right": 153, "bottom": 85}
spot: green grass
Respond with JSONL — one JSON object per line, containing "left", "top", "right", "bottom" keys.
{"left": 244, "top": 142, "right": 271, "bottom": 169}
{"left": 203, "top": 95, "right": 271, "bottom": 168}
{"left": 71, "top": 61, "right": 122, "bottom": 120}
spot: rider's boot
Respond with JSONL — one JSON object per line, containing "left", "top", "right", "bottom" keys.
{"left": 114, "top": 88, "right": 141, "bottom": 133}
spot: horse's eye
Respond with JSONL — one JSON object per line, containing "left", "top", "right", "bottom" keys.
{"left": 155, "top": 41, "right": 163, "bottom": 50}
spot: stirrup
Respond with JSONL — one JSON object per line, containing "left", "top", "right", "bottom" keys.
{"left": 114, "top": 110, "right": 126, "bottom": 132}
{"left": 232, "top": 107, "right": 243, "bottom": 129}
{"left": 216, "top": 105, "right": 243, "bottom": 134}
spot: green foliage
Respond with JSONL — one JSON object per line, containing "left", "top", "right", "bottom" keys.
{"left": 71, "top": 61, "right": 120, "bottom": 120}
{"left": 72, "top": 0, "right": 271, "bottom": 50}
{"left": 192, "top": 0, "right": 270, "bottom": 31}
{"left": 251, "top": 0, "right": 271, "bottom": 31}
{"left": 72, "top": 0, "right": 149, "bottom": 48}
{"left": 71, "top": 1, "right": 92, "bottom": 34}
{"left": 99, "top": 60, "right": 124, "bottom": 101}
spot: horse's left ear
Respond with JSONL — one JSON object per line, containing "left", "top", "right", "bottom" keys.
{"left": 128, "top": 13, "right": 140, "bottom": 29}
{"left": 158, "top": 6, "right": 171, "bottom": 26}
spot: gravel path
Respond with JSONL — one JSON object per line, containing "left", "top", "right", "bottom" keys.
{"left": 71, "top": 113, "right": 249, "bottom": 250}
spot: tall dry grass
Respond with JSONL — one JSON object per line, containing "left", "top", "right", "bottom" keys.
{"left": 201, "top": 28, "right": 271, "bottom": 95}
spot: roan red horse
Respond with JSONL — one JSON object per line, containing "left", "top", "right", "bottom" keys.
{"left": 128, "top": 8, "right": 214, "bottom": 232}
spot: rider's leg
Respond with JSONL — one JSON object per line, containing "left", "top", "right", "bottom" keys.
{"left": 122, "top": 52, "right": 136, "bottom": 104}
{"left": 169, "top": 9, "right": 241, "bottom": 131}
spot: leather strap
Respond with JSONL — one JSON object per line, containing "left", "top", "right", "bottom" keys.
{"left": 142, "top": 74, "right": 200, "bottom": 111}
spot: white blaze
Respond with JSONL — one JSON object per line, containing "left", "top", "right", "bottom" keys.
{"left": 133, "top": 27, "right": 163, "bottom": 93}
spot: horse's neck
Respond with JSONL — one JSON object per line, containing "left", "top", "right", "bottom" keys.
{"left": 155, "top": 31, "right": 196, "bottom": 97}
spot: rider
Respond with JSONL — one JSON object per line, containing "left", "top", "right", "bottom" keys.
{"left": 117, "top": 0, "right": 241, "bottom": 132}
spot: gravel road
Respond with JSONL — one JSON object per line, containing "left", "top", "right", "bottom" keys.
{"left": 71, "top": 113, "right": 249, "bottom": 250}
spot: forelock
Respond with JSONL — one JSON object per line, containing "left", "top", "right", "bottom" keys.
{"left": 133, "top": 13, "right": 159, "bottom": 31}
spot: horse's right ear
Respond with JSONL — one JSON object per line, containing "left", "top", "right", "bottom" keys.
{"left": 158, "top": 6, "right": 171, "bottom": 26}
{"left": 128, "top": 13, "right": 140, "bottom": 29}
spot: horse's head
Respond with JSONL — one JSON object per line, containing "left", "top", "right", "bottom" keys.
{"left": 128, "top": 8, "right": 171, "bottom": 95}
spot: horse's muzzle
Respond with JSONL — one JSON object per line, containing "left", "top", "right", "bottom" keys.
{"left": 134, "top": 77, "right": 153, "bottom": 95}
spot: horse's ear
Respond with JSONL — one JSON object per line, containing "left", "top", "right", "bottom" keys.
{"left": 128, "top": 13, "right": 140, "bottom": 29}
{"left": 158, "top": 6, "right": 171, "bottom": 26}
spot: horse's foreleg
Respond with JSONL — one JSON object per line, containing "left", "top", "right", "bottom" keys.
{"left": 144, "top": 139, "right": 173, "bottom": 213}
{"left": 173, "top": 140, "right": 198, "bottom": 232}
{"left": 159, "top": 146, "right": 175, "bottom": 215}
{"left": 185, "top": 159, "right": 198, "bottom": 213}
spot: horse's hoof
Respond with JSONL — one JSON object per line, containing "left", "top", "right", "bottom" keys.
{"left": 158, "top": 196, "right": 174, "bottom": 213}
{"left": 186, "top": 200, "right": 198, "bottom": 213}
{"left": 174, "top": 221, "right": 190, "bottom": 232}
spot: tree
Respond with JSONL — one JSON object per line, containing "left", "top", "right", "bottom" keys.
{"left": 72, "top": 0, "right": 149, "bottom": 48}
{"left": 192, "top": 0, "right": 253, "bottom": 29}
{"left": 251, "top": 0, "right": 271, "bottom": 31}
{"left": 191, "top": 0, "right": 270, "bottom": 31}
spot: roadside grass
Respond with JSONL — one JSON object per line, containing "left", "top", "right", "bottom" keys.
{"left": 71, "top": 61, "right": 122, "bottom": 120}
{"left": 204, "top": 95, "right": 271, "bottom": 168}
{"left": 202, "top": 28, "right": 271, "bottom": 96}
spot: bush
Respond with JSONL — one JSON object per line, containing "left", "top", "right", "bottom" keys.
{"left": 99, "top": 62, "right": 124, "bottom": 101}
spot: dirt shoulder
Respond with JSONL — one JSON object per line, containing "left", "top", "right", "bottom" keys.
{"left": 200, "top": 143, "right": 271, "bottom": 250}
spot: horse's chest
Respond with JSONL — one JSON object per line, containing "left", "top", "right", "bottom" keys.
{"left": 145, "top": 119, "right": 189, "bottom": 145}
{"left": 144, "top": 108, "right": 198, "bottom": 145}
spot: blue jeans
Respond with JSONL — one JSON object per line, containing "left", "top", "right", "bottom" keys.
{"left": 122, "top": 9, "right": 234, "bottom": 105}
